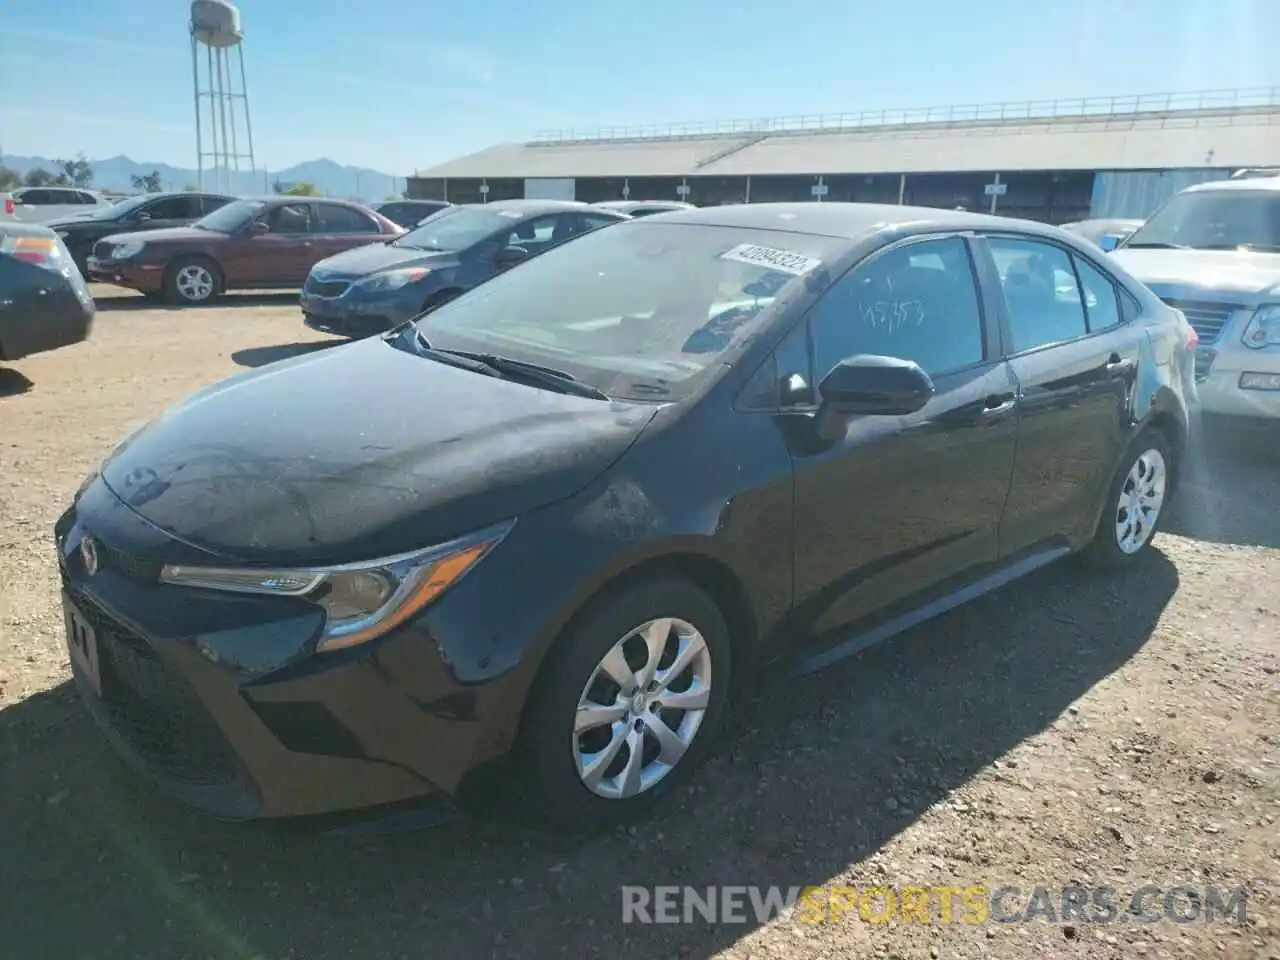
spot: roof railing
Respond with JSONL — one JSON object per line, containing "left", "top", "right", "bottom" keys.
{"left": 527, "top": 86, "right": 1280, "bottom": 145}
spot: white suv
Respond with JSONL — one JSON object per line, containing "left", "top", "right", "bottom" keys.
{"left": 3, "top": 186, "right": 110, "bottom": 224}
{"left": 1111, "top": 176, "right": 1280, "bottom": 421}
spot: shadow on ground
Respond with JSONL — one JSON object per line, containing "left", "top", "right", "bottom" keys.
{"left": 0, "top": 548, "right": 1178, "bottom": 960}
{"left": 0, "top": 367, "right": 34, "bottom": 397}
{"left": 1163, "top": 417, "right": 1280, "bottom": 549}
{"left": 231, "top": 339, "right": 348, "bottom": 368}
{"left": 93, "top": 292, "right": 301, "bottom": 312}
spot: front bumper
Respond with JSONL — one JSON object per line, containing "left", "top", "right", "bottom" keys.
{"left": 300, "top": 285, "right": 415, "bottom": 338}
{"left": 54, "top": 479, "right": 539, "bottom": 820}
{"left": 86, "top": 256, "right": 162, "bottom": 293}
{"left": 1195, "top": 345, "right": 1280, "bottom": 420}
{"left": 0, "top": 289, "right": 93, "bottom": 361}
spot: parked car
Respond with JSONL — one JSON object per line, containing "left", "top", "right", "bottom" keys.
{"left": 3, "top": 186, "right": 112, "bottom": 224}
{"left": 57, "top": 203, "right": 1193, "bottom": 826}
{"left": 300, "top": 199, "right": 629, "bottom": 338}
{"left": 374, "top": 199, "right": 453, "bottom": 228}
{"left": 593, "top": 200, "right": 696, "bottom": 218}
{"left": 85, "top": 197, "right": 403, "bottom": 305}
{"left": 0, "top": 222, "right": 94, "bottom": 364}
{"left": 1060, "top": 218, "right": 1144, "bottom": 252}
{"left": 45, "top": 191, "right": 236, "bottom": 276}
{"left": 1110, "top": 176, "right": 1280, "bottom": 421}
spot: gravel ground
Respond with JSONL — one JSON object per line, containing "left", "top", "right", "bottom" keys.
{"left": 1, "top": 287, "right": 1277, "bottom": 960}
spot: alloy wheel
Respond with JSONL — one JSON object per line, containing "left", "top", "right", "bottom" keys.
{"left": 176, "top": 264, "right": 215, "bottom": 302}
{"left": 572, "top": 617, "right": 712, "bottom": 800}
{"left": 1114, "top": 447, "right": 1166, "bottom": 554}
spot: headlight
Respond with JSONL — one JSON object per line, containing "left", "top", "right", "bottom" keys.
{"left": 356, "top": 267, "right": 429, "bottom": 293}
{"left": 111, "top": 240, "right": 145, "bottom": 259}
{"left": 158, "top": 521, "right": 512, "bottom": 652}
{"left": 1241, "top": 305, "right": 1280, "bottom": 349}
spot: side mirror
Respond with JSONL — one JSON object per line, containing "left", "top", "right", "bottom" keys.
{"left": 817, "top": 354, "right": 935, "bottom": 419}
{"left": 248, "top": 220, "right": 271, "bottom": 236}
{"left": 135, "top": 211, "right": 152, "bottom": 222}
{"left": 495, "top": 245, "right": 529, "bottom": 268}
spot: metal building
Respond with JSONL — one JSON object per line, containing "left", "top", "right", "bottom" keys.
{"left": 407, "top": 88, "right": 1280, "bottom": 223}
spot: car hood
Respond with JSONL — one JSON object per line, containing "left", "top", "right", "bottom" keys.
{"left": 311, "top": 243, "right": 456, "bottom": 278}
{"left": 101, "top": 225, "right": 214, "bottom": 245}
{"left": 99, "top": 336, "right": 656, "bottom": 566}
{"left": 1111, "top": 248, "right": 1280, "bottom": 300}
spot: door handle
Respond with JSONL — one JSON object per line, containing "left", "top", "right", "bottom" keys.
{"left": 982, "top": 393, "right": 1017, "bottom": 418}
{"left": 1106, "top": 354, "right": 1136, "bottom": 377}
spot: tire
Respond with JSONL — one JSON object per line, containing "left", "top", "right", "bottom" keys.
{"left": 1082, "top": 426, "right": 1172, "bottom": 568}
{"left": 519, "top": 576, "right": 732, "bottom": 830}
{"left": 164, "top": 256, "right": 221, "bottom": 306}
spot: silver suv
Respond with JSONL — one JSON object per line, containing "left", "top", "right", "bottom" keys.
{"left": 1111, "top": 176, "right": 1280, "bottom": 421}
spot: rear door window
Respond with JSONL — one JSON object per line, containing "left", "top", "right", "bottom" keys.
{"left": 315, "top": 203, "right": 381, "bottom": 234}
{"left": 987, "top": 236, "right": 1089, "bottom": 352}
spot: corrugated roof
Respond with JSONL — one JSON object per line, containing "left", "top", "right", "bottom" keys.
{"left": 417, "top": 108, "right": 1280, "bottom": 180}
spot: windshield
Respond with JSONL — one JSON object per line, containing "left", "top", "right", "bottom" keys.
{"left": 193, "top": 199, "right": 267, "bottom": 233}
{"left": 415, "top": 221, "right": 844, "bottom": 401}
{"left": 394, "top": 206, "right": 521, "bottom": 251}
{"left": 88, "top": 195, "right": 151, "bottom": 219}
{"left": 1123, "top": 191, "right": 1280, "bottom": 252}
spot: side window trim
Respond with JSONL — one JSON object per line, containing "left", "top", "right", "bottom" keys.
{"left": 1071, "top": 249, "right": 1136, "bottom": 333}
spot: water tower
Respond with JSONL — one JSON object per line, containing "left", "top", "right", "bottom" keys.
{"left": 189, "top": 0, "right": 256, "bottom": 194}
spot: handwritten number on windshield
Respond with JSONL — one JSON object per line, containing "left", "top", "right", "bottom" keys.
{"left": 862, "top": 300, "right": 926, "bottom": 334}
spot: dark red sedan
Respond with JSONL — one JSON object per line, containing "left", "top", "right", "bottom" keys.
{"left": 85, "top": 197, "right": 404, "bottom": 305}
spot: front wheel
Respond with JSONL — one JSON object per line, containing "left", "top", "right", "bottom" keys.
{"left": 164, "top": 256, "right": 221, "bottom": 306}
{"left": 519, "top": 577, "right": 731, "bottom": 830}
{"left": 1082, "top": 427, "right": 1172, "bottom": 568}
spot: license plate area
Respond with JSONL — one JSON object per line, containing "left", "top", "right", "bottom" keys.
{"left": 64, "top": 594, "right": 102, "bottom": 696}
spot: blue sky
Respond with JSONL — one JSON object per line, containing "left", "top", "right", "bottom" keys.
{"left": 2, "top": 0, "right": 1278, "bottom": 175}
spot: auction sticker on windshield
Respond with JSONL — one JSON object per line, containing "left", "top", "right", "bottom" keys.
{"left": 720, "top": 244, "right": 822, "bottom": 276}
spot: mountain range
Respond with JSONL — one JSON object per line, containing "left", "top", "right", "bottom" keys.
{"left": 0, "top": 154, "right": 405, "bottom": 201}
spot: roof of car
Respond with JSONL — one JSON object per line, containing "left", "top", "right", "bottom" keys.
{"left": 0, "top": 221, "right": 59, "bottom": 239}
{"left": 1185, "top": 175, "right": 1280, "bottom": 193}
{"left": 650, "top": 201, "right": 1066, "bottom": 240}
{"left": 474, "top": 198, "right": 598, "bottom": 215}
{"left": 595, "top": 200, "right": 694, "bottom": 210}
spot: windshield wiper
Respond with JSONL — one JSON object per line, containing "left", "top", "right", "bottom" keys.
{"left": 1122, "top": 241, "right": 1190, "bottom": 250}
{"left": 411, "top": 335, "right": 610, "bottom": 400}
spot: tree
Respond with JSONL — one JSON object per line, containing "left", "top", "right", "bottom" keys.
{"left": 130, "top": 170, "right": 163, "bottom": 193}
{"left": 56, "top": 154, "right": 93, "bottom": 188}
{"left": 182, "top": 182, "right": 199, "bottom": 192}
{"left": 283, "top": 182, "right": 319, "bottom": 197}
{"left": 23, "top": 167, "right": 57, "bottom": 187}
{"left": 0, "top": 165, "right": 20, "bottom": 191}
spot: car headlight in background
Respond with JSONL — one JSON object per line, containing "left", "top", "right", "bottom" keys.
{"left": 157, "top": 521, "right": 513, "bottom": 652}
{"left": 1242, "top": 305, "right": 1280, "bottom": 349}
{"left": 110, "top": 240, "right": 145, "bottom": 260}
{"left": 356, "top": 267, "right": 429, "bottom": 293}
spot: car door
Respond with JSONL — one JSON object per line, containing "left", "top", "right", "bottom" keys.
{"left": 311, "top": 202, "right": 386, "bottom": 263}
{"left": 974, "top": 233, "right": 1143, "bottom": 557}
{"left": 232, "top": 202, "right": 318, "bottom": 285}
{"left": 782, "top": 234, "right": 1019, "bottom": 640}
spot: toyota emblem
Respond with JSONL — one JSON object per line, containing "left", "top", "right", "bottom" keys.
{"left": 80, "top": 536, "right": 100, "bottom": 577}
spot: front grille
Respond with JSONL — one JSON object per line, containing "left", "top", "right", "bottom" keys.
{"left": 99, "top": 542, "right": 161, "bottom": 583}
{"left": 305, "top": 276, "right": 351, "bottom": 298}
{"left": 1160, "top": 299, "right": 1238, "bottom": 344}
{"left": 68, "top": 589, "right": 240, "bottom": 788}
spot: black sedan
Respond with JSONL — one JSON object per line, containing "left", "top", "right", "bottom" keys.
{"left": 45, "top": 191, "right": 236, "bottom": 276}
{"left": 1, "top": 222, "right": 94, "bottom": 364}
{"left": 373, "top": 199, "right": 453, "bottom": 228}
{"left": 57, "top": 203, "right": 1194, "bottom": 827}
{"left": 593, "top": 200, "right": 696, "bottom": 217}
{"left": 299, "top": 200, "right": 629, "bottom": 338}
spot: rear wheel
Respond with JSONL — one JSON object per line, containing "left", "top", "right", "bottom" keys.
{"left": 165, "top": 256, "right": 221, "bottom": 306}
{"left": 1082, "top": 426, "right": 1171, "bottom": 568}
{"left": 519, "top": 577, "right": 731, "bottom": 830}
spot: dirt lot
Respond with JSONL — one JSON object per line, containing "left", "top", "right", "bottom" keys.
{"left": 1, "top": 288, "right": 1277, "bottom": 960}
